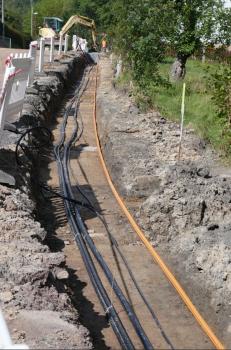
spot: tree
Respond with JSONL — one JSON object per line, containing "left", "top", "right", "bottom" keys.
{"left": 102, "top": 0, "right": 173, "bottom": 87}
{"left": 169, "top": 0, "right": 230, "bottom": 80}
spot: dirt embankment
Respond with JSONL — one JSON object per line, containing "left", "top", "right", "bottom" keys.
{"left": 0, "top": 54, "right": 92, "bottom": 349}
{"left": 97, "top": 56, "right": 231, "bottom": 345}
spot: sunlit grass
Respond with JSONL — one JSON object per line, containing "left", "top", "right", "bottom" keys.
{"left": 149, "top": 58, "right": 229, "bottom": 154}
{"left": 115, "top": 57, "right": 230, "bottom": 157}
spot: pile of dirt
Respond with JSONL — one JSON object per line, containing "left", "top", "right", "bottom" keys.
{"left": 0, "top": 184, "right": 91, "bottom": 349}
{"left": 97, "top": 57, "right": 231, "bottom": 343}
{"left": 0, "top": 53, "right": 92, "bottom": 349}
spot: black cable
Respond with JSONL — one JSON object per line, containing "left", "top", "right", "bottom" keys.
{"left": 57, "top": 70, "right": 154, "bottom": 350}
{"left": 15, "top": 62, "right": 174, "bottom": 350}
{"left": 73, "top": 184, "right": 174, "bottom": 349}
{"left": 64, "top": 67, "right": 174, "bottom": 349}
{"left": 53, "top": 67, "right": 135, "bottom": 349}
{"left": 15, "top": 126, "right": 52, "bottom": 166}
{"left": 61, "top": 65, "right": 173, "bottom": 349}
{"left": 42, "top": 179, "right": 173, "bottom": 349}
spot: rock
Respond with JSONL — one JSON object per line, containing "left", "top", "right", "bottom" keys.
{"left": 0, "top": 170, "right": 15, "bottom": 187}
{"left": 54, "top": 268, "right": 69, "bottom": 280}
{"left": 0, "top": 291, "right": 14, "bottom": 303}
{"left": 197, "top": 167, "right": 211, "bottom": 178}
{"left": 4, "top": 197, "right": 17, "bottom": 211}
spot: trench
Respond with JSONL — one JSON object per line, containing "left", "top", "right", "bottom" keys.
{"left": 32, "top": 56, "right": 218, "bottom": 350}
{"left": 13, "top": 52, "right": 228, "bottom": 349}
{"left": 30, "top": 59, "right": 112, "bottom": 349}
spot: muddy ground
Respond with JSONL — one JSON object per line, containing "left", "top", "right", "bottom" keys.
{"left": 97, "top": 56, "right": 231, "bottom": 345}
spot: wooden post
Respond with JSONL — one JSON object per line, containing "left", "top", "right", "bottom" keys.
{"left": 178, "top": 83, "right": 186, "bottom": 161}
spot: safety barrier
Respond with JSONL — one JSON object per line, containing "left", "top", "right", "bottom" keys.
{"left": 38, "top": 34, "right": 88, "bottom": 72}
{"left": 0, "top": 34, "right": 88, "bottom": 133}
{"left": 0, "top": 57, "right": 32, "bottom": 131}
{"left": 72, "top": 35, "right": 89, "bottom": 52}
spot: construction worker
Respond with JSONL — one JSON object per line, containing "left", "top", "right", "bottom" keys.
{"left": 101, "top": 35, "right": 107, "bottom": 53}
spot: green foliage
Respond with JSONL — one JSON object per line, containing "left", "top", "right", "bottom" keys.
{"left": 0, "top": 22, "right": 30, "bottom": 48}
{"left": 104, "top": 0, "right": 174, "bottom": 87}
{"left": 3, "top": 0, "right": 231, "bottom": 156}
{"left": 170, "top": 0, "right": 229, "bottom": 57}
{"left": 143, "top": 58, "right": 231, "bottom": 156}
{"left": 209, "top": 62, "right": 231, "bottom": 129}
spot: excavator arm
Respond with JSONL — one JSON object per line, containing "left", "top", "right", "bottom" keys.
{"left": 59, "top": 15, "right": 97, "bottom": 47}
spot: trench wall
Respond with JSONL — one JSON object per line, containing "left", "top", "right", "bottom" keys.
{"left": 0, "top": 53, "right": 92, "bottom": 349}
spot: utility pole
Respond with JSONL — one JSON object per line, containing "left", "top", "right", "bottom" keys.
{"left": 2, "top": 0, "right": 5, "bottom": 38}
{"left": 30, "top": 0, "right": 33, "bottom": 38}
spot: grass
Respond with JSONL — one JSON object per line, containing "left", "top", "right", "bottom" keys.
{"left": 115, "top": 57, "right": 231, "bottom": 157}
{"left": 147, "top": 57, "right": 231, "bottom": 157}
{"left": 151, "top": 58, "right": 226, "bottom": 151}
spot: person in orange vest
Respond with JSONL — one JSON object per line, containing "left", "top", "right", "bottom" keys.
{"left": 101, "top": 35, "right": 107, "bottom": 53}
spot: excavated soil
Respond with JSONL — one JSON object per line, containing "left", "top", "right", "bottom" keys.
{"left": 0, "top": 52, "right": 92, "bottom": 349}
{"left": 97, "top": 56, "right": 231, "bottom": 346}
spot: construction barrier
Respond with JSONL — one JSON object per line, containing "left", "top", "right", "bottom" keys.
{"left": 0, "top": 34, "right": 88, "bottom": 133}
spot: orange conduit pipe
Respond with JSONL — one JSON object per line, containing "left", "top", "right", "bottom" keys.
{"left": 92, "top": 66, "right": 225, "bottom": 350}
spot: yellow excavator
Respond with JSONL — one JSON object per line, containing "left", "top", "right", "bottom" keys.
{"left": 39, "top": 15, "right": 97, "bottom": 47}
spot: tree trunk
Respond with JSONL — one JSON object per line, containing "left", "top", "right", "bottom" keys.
{"left": 170, "top": 54, "right": 189, "bottom": 81}
{"left": 202, "top": 46, "right": 206, "bottom": 64}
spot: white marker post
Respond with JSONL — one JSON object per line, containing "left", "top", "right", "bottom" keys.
{"left": 49, "top": 36, "right": 55, "bottom": 63}
{"left": 64, "top": 34, "right": 69, "bottom": 54}
{"left": 39, "top": 38, "right": 45, "bottom": 73}
{"left": 28, "top": 41, "right": 38, "bottom": 86}
{"left": 58, "top": 34, "right": 63, "bottom": 56}
{"left": 72, "top": 35, "right": 77, "bottom": 51}
{"left": 178, "top": 82, "right": 186, "bottom": 161}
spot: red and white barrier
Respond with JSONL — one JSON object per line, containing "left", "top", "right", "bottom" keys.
{"left": 0, "top": 57, "right": 32, "bottom": 130}
{"left": 0, "top": 34, "right": 87, "bottom": 133}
